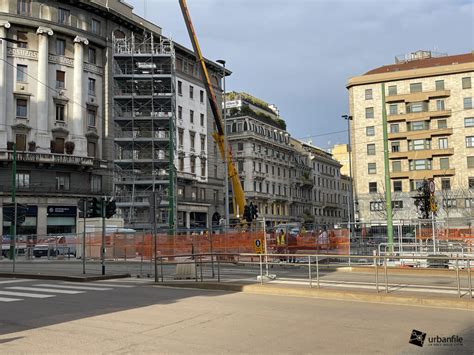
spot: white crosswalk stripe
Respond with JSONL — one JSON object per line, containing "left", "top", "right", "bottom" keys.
{"left": 61, "top": 282, "right": 133, "bottom": 288}
{"left": 0, "top": 296, "right": 22, "bottom": 302}
{"left": 6, "top": 286, "right": 85, "bottom": 295}
{"left": 34, "top": 284, "right": 112, "bottom": 291}
{"left": 0, "top": 279, "right": 33, "bottom": 284}
{"left": 0, "top": 290, "right": 54, "bottom": 298}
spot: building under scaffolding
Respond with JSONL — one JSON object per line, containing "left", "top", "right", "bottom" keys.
{"left": 113, "top": 33, "right": 176, "bottom": 231}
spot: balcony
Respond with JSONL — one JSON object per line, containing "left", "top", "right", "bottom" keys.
{"left": 386, "top": 90, "right": 450, "bottom": 103}
{"left": 253, "top": 170, "right": 266, "bottom": 180}
{"left": 390, "top": 168, "right": 455, "bottom": 180}
{"left": 389, "top": 148, "right": 454, "bottom": 160}
{"left": 0, "top": 150, "right": 107, "bottom": 168}
{"left": 388, "top": 128, "right": 453, "bottom": 140}
{"left": 177, "top": 171, "right": 197, "bottom": 181}
{"left": 387, "top": 109, "right": 451, "bottom": 122}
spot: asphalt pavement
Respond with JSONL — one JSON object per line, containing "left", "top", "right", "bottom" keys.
{"left": 0, "top": 278, "right": 472, "bottom": 354}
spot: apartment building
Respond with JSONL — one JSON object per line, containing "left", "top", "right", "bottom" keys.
{"left": 0, "top": 0, "right": 226, "bottom": 234}
{"left": 347, "top": 50, "right": 474, "bottom": 223}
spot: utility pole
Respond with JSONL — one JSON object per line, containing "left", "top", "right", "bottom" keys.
{"left": 101, "top": 197, "right": 106, "bottom": 275}
{"left": 10, "top": 143, "right": 17, "bottom": 271}
{"left": 82, "top": 198, "right": 87, "bottom": 274}
{"left": 381, "top": 83, "right": 394, "bottom": 252}
{"left": 342, "top": 115, "right": 355, "bottom": 261}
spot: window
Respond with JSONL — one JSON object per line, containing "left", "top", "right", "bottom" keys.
{"left": 469, "top": 177, "right": 474, "bottom": 189}
{"left": 465, "top": 117, "right": 474, "bottom": 127}
{"left": 91, "top": 19, "right": 100, "bottom": 34}
{"left": 466, "top": 136, "right": 474, "bottom": 148}
{"left": 365, "top": 89, "right": 372, "bottom": 100}
{"left": 87, "top": 109, "right": 96, "bottom": 127}
{"left": 190, "top": 132, "right": 196, "bottom": 151}
{"left": 201, "top": 158, "right": 206, "bottom": 177}
{"left": 190, "top": 157, "right": 196, "bottom": 174}
{"left": 392, "top": 201, "right": 403, "bottom": 209}
{"left": 88, "top": 48, "right": 96, "bottom": 64}
{"left": 409, "top": 159, "right": 431, "bottom": 171}
{"left": 56, "top": 173, "right": 70, "bottom": 191}
{"left": 56, "top": 104, "right": 65, "bottom": 121}
{"left": 200, "top": 134, "right": 206, "bottom": 151}
{"left": 410, "top": 180, "right": 425, "bottom": 191}
{"left": 407, "top": 101, "right": 427, "bottom": 113}
{"left": 237, "top": 142, "right": 244, "bottom": 151}
{"left": 87, "top": 141, "right": 96, "bottom": 158}
{"left": 91, "top": 175, "right": 101, "bottom": 193}
{"left": 389, "top": 104, "right": 398, "bottom": 115}
{"left": 462, "top": 77, "right": 472, "bottom": 89}
{"left": 16, "top": 171, "right": 30, "bottom": 188}
{"left": 408, "top": 121, "right": 429, "bottom": 131}
{"left": 437, "top": 119, "right": 447, "bottom": 129}
{"left": 16, "top": 98, "right": 28, "bottom": 118}
{"left": 16, "top": 31, "right": 28, "bottom": 48}
{"left": 56, "top": 39, "right": 65, "bottom": 56}
{"left": 464, "top": 97, "right": 473, "bottom": 109}
{"left": 466, "top": 198, "right": 474, "bottom": 208}
{"left": 441, "top": 178, "right": 451, "bottom": 190}
{"left": 408, "top": 139, "right": 430, "bottom": 151}
{"left": 177, "top": 81, "right": 182, "bottom": 95}
{"left": 435, "top": 80, "right": 444, "bottom": 91}
{"left": 366, "top": 126, "right": 375, "bottom": 136}
{"left": 369, "top": 182, "right": 377, "bottom": 193}
{"left": 393, "top": 180, "right": 402, "bottom": 192}
{"left": 388, "top": 85, "right": 397, "bottom": 96}
{"left": 53, "top": 137, "right": 64, "bottom": 153}
{"left": 200, "top": 90, "right": 204, "bottom": 103}
{"left": 200, "top": 113, "right": 204, "bottom": 126}
{"left": 190, "top": 110, "right": 194, "bottom": 123}
{"left": 370, "top": 201, "right": 383, "bottom": 211}
{"left": 468, "top": 156, "right": 474, "bottom": 168}
{"left": 178, "top": 106, "right": 182, "bottom": 120}
{"left": 390, "top": 124, "right": 399, "bottom": 133}
{"left": 391, "top": 141, "right": 400, "bottom": 152}
{"left": 443, "top": 199, "right": 457, "bottom": 209}
{"left": 440, "top": 157, "right": 450, "bottom": 170}
{"left": 367, "top": 144, "right": 375, "bottom": 155}
{"left": 17, "top": 0, "right": 31, "bottom": 16}
{"left": 368, "top": 163, "right": 376, "bottom": 174}
{"left": 16, "top": 134, "right": 26, "bottom": 151}
{"left": 178, "top": 128, "right": 183, "bottom": 147}
{"left": 88, "top": 78, "right": 96, "bottom": 95}
{"left": 58, "top": 8, "right": 70, "bottom": 25}
{"left": 178, "top": 156, "right": 184, "bottom": 171}
{"left": 436, "top": 99, "right": 445, "bottom": 111}
{"left": 189, "top": 85, "right": 194, "bottom": 99}
{"left": 56, "top": 70, "right": 65, "bottom": 89}
{"left": 16, "top": 64, "right": 27, "bottom": 82}
{"left": 365, "top": 107, "right": 374, "bottom": 119}
{"left": 410, "top": 82, "right": 422, "bottom": 93}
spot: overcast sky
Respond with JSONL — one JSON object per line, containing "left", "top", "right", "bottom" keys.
{"left": 127, "top": 0, "right": 473, "bottom": 149}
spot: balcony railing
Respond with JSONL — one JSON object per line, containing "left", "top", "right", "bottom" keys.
{"left": 0, "top": 150, "right": 107, "bottom": 168}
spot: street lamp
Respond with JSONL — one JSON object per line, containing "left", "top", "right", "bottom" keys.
{"left": 342, "top": 115, "right": 355, "bottom": 249}
{"left": 216, "top": 59, "right": 229, "bottom": 231}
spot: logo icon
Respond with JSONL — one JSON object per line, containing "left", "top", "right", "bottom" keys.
{"left": 409, "top": 329, "right": 427, "bottom": 347}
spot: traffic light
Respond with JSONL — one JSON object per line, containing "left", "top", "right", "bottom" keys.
{"left": 243, "top": 204, "right": 252, "bottom": 223}
{"left": 105, "top": 199, "right": 116, "bottom": 219}
{"left": 92, "top": 197, "right": 103, "bottom": 218}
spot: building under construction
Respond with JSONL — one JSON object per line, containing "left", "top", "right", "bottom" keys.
{"left": 112, "top": 33, "right": 177, "bottom": 231}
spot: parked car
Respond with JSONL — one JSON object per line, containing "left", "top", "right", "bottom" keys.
{"left": 33, "top": 236, "right": 76, "bottom": 258}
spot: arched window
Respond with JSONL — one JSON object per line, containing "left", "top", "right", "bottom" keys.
{"left": 113, "top": 30, "right": 125, "bottom": 39}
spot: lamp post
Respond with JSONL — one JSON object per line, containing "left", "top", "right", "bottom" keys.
{"left": 342, "top": 115, "right": 355, "bottom": 254}
{"left": 216, "top": 59, "right": 229, "bottom": 232}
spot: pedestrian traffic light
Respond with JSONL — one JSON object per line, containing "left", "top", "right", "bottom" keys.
{"left": 105, "top": 199, "right": 116, "bottom": 219}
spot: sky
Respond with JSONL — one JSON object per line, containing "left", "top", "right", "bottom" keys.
{"left": 126, "top": 0, "right": 473, "bottom": 149}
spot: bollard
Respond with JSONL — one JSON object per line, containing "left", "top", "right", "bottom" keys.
{"left": 308, "top": 256, "right": 312, "bottom": 288}
{"left": 456, "top": 259, "right": 461, "bottom": 298}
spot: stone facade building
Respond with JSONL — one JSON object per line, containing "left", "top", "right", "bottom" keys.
{"left": 347, "top": 50, "right": 474, "bottom": 223}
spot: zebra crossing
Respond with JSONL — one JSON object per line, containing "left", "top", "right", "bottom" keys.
{"left": 0, "top": 278, "right": 147, "bottom": 303}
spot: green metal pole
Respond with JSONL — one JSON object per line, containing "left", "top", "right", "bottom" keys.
{"left": 168, "top": 111, "right": 175, "bottom": 236}
{"left": 9, "top": 143, "right": 17, "bottom": 263}
{"left": 381, "top": 83, "right": 393, "bottom": 252}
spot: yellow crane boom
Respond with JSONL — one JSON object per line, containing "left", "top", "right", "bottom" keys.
{"left": 178, "top": 0, "right": 245, "bottom": 217}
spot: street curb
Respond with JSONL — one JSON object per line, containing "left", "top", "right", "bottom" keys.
{"left": 0, "top": 272, "right": 131, "bottom": 282}
{"left": 156, "top": 282, "right": 473, "bottom": 310}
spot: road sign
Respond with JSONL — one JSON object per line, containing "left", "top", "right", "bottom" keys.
{"left": 254, "top": 239, "right": 263, "bottom": 254}
{"left": 430, "top": 196, "right": 437, "bottom": 213}
{"left": 429, "top": 179, "right": 435, "bottom": 194}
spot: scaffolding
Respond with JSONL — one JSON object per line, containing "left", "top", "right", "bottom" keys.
{"left": 113, "top": 33, "right": 177, "bottom": 232}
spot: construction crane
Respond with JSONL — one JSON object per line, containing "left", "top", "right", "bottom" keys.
{"left": 178, "top": 0, "right": 246, "bottom": 218}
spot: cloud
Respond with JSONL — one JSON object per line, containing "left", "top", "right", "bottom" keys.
{"left": 127, "top": 0, "right": 472, "bottom": 147}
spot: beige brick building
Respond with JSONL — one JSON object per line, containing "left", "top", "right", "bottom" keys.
{"left": 347, "top": 51, "right": 474, "bottom": 223}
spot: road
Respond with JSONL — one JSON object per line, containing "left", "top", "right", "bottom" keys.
{"left": 0, "top": 277, "right": 471, "bottom": 354}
